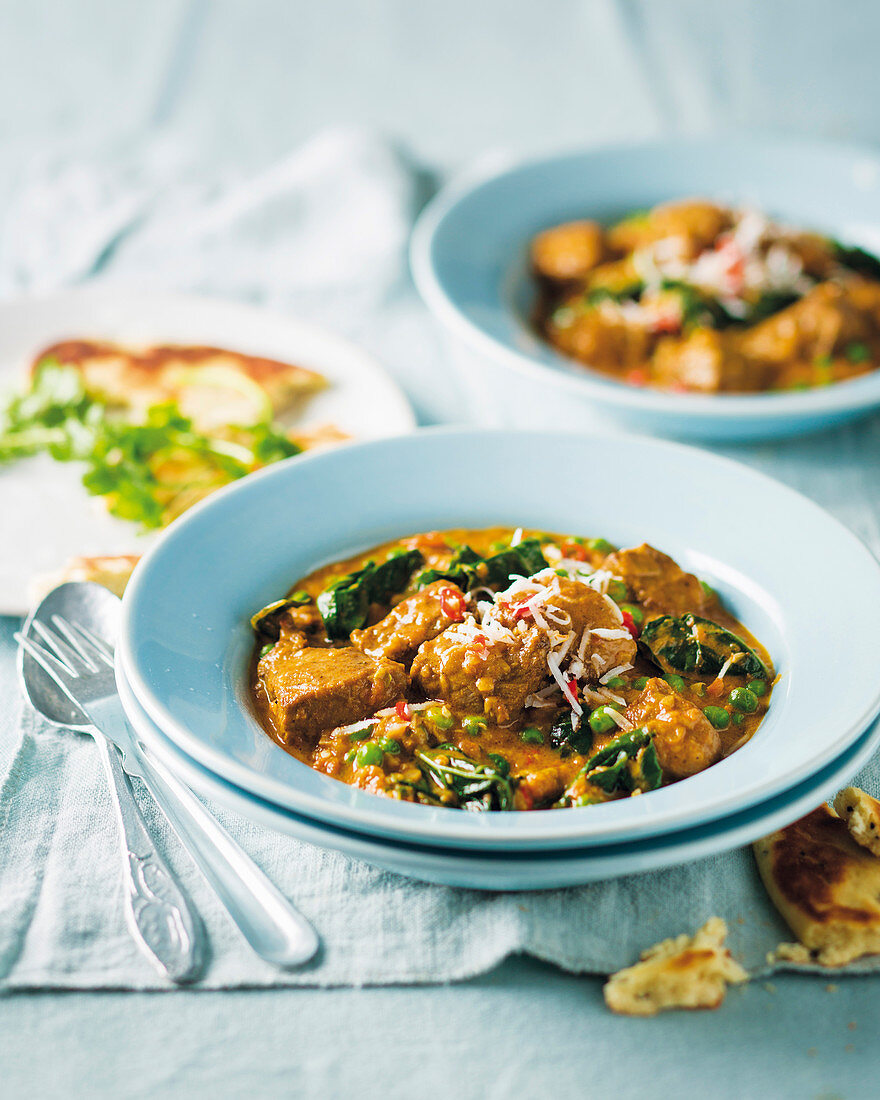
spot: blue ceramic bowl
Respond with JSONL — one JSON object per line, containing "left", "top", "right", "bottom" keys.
{"left": 118, "top": 428, "right": 880, "bottom": 851}
{"left": 411, "top": 137, "right": 880, "bottom": 441}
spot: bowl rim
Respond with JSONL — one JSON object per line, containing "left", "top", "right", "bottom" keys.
{"left": 119, "top": 659, "right": 880, "bottom": 888}
{"left": 118, "top": 427, "right": 880, "bottom": 849}
{"left": 410, "top": 135, "right": 880, "bottom": 421}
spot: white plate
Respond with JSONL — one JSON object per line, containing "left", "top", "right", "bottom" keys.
{"left": 118, "top": 428, "right": 880, "bottom": 850}
{"left": 0, "top": 286, "right": 415, "bottom": 613}
{"left": 118, "top": 661, "right": 880, "bottom": 890}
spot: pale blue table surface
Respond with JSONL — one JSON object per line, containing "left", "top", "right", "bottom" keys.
{"left": 2, "top": 2, "right": 880, "bottom": 1095}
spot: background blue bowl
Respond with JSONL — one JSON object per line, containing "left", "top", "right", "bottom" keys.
{"left": 411, "top": 137, "right": 880, "bottom": 441}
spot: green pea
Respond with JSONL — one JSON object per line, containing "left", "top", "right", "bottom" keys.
{"left": 521, "top": 727, "right": 544, "bottom": 745}
{"left": 664, "top": 673, "right": 687, "bottom": 693}
{"left": 463, "top": 715, "right": 488, "bottom": 736}
{"left": 729, "top": 687, "right": 759, "bottom": 714}
{"left": 604, "top": 675, "right": 627, "bottom": 690}
{"left": 259, "top": 642, "right": 274, "bottom": 659}
{"left": 632, "top": 676, "right": 649, "bottom": 691}
{"left": 427, "top": 705, "right": 454, "bottom": 730}
{"left": 846, "top": 342, "right": 870, "bottom": 363}
{"left": 620, "top": 603, "right": 644, "bottom": 626}
{"left": 291, "top": 590, "right": 311, "bottom": 605}
{"left": 589, "top": 706, "right": 619, "bottom": 735}
{"left": 552, "top": 307, "right": 575, "bottom": 328}
{"left": 377, "top": 737, "right": 401, "bottom": 755}
{"left": 354, "top": 742, "right": 384, "bottom": 768}
{"left": 587, "top": 538, "right": 615, "bottom": 555}
{"left": 607, "top": 579, "right": 628, "bottom": 602}
{"left": 747, "top": 679, "right": 768, "bottom": 697}
{"left": 488, "top": 753, "right": 510, "bottom": 777}
{"left": 704, "top": 706, "right": 730, "bottom": 730}
{"left": 732, "top": 713, "right": 745, "bottom": 726}
{"left": 574, "top": 794, "right": 603, "bottom": 807}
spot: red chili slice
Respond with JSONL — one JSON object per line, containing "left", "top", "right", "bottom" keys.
{"left": 439, "top": 587, "right": 467, "bottom": 622}
{"left": 395, "top": 700, "right": 412, "bottom": 721}
{"left": 621, "top": 611, "right": 640, "bottom": 639}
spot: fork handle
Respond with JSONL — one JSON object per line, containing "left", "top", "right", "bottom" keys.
{"left": 134, "top": 744, "right": 319, "bottom": 969}
{"left": 96, "top": 734, "right": 203, "bottom": 983}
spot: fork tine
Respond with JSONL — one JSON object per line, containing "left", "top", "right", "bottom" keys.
{"left": 15, "top": 631, "right": 80, "bottom": 689}
{"left": 51, "top": 615, "right": 112, "bottom": 669}
{"left": 31, "top": 620, "right": 91, "bottom": 675}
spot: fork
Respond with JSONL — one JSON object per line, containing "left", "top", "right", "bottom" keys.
{"left": 16, "top": 614, "right": 319, "bottom": 971}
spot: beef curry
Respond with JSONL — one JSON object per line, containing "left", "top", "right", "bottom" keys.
{"left": 532, "top": 199, "right": 880, "bottom": 393}
{"left": 250, "top": 529, "right": 774, "bottom": 812}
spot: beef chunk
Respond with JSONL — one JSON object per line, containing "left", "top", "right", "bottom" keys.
{"left": 352, "top": 580, "right": 464, "bottom": 668}
{"left": 259, "top": 637, "right": 406, "bottom": 748}
{"left": 653, "top": 328, "right": 770, "bottom": 393}
{"left": 495, "top": 575, "right": 636, "bottom": 682}
{"left": 739, "top": 280, "right": 877, "bottom": 364}
{"left": 602, "top": 544, "right": 710, "bottom": 619}
{"left": 410, "top": 621, "right": 549, "bottom": 724}
{"left": 625, "top": 677, "right": 721, "bottom": 780}
{"left": 531, "top": 220, "right": 605, "bottom": 282}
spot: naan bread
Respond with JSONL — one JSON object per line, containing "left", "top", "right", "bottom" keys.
{"left": 833, "top": 786, "right": 880, "bottom": 858}
{"left": 30, "top": 554, "right": 140, "bottom": 604}
{"left": 603, "top": 917, "right": 747, "bottom": 1016}
{"left": 754, "top": 803, "right": 880, "bottom": 966}
{"left": 33, "top": 340, "right": 326, "bottom": 430}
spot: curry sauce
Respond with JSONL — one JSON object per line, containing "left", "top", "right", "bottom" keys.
{"left": 250, "top": 528, "right": 774, "bottom": 812}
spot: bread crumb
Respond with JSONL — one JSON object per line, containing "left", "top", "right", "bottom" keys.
{"left": 833, "top": 787, "right": 880, "bottom": 858}
{"left": 603, "top": 917, "right": 747, "bottom": 1017}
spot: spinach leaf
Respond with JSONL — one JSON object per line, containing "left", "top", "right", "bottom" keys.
{"left": 416, "top": 538, "right": 548, "bottom": 591}
{"left": 746, "top": 290, "right": 800, "bottom": 323}
{"left": 577, "top": 728, "right": 663, "bottom": 795}
{"left": 640, "top": 613, "right": 767, "bottom": 678}
{"left": 415, "top": 545, "right": 482, "bottom": 588}
{"left": 833, "top": 241, "right": 880, "bottom": 280}
{"left": 317, "top": 566, "right": 375, "bottom": 638}
{"left": 370, "top": 549, "right": 425, "bottom": 604}
{"left": 585, "top": 283, "right": 644, "bottom": 306}
{"left": 250, "top": 593, "right": 312, "bottom": 638}
{"left": 414, "top": 746, "right": 514, "bottom": 811}
{"left": 317, "top": 549, "right": 425, "bottom": 639}
{"left": 549, "top": 714, "right": 593, "bottom": 755}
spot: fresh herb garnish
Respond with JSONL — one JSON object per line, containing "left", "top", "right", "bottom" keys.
{"left": 0, "top": 362, "right": 303, "bottom": 529}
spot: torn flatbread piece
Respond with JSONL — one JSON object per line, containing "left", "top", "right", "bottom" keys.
{"left": 754, "top": 803, "right": 880, "bottom": 967}
{"left": 32, "top": 340, "right": 327, "bottom": 430}
{"left": 833, "top": 786, "right": 880, "bottom": 858}
{"left": 603, "top": 917, "right": 747, "bottom": 1016}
